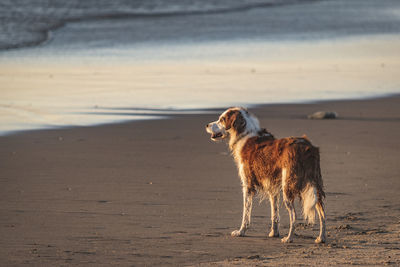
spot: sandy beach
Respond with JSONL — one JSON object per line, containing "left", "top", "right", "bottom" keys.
{"left": 1, "top": 95, "right": 399, "bottom": 266}
{"left": 1, "top": 1, "right": 400, "bottom": 265}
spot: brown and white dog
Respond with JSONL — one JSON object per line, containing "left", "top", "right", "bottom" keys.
{"left": 206, "top": 107, "right": 326, "bottom": 243}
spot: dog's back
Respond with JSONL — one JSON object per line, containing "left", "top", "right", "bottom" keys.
{"left": 239, "top": 134, "right": 325, "bottom": 223}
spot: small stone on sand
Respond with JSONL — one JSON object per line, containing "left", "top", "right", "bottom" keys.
{"left": 308, "top": 111, "right": 338, "bottom": 119}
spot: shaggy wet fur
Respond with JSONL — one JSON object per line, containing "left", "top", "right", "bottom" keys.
{"left": 206, "top": 107, "right": 326, "bottom": 243}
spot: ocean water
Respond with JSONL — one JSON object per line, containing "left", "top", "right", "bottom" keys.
{"left": 1, "top": 0, "right": 400, "bottom": 135}
{"left": 0, "top": 0, "right": 312, "bottom": 50}
{"left": 2, "top": 0, "right": 400, "bottom": 53}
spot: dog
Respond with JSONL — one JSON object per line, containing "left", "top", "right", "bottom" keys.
{"left": 205, "top": 107, "right": 326, "bottom": 243}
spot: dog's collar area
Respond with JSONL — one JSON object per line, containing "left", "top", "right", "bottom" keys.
{"left": 230, "top": 131, "right": 250, "bottom": 150}
{"left": 258, "top": 128, "right": 274, "bottom": 138}
{"left": 231, "top": 129, "right": 274, "bottom": 150}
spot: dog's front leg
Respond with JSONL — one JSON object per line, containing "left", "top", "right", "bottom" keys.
{"left": 231, "top": 187, "right": 253, "bottom": 237}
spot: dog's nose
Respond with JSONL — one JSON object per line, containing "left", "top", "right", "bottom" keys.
{"left": 206, "top": 123, "right": 209, "bottom": 128}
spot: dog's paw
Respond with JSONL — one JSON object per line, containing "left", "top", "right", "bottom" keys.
{"left": 281, "top": 236, "right": 293, "bottom": 243}
{"left": 315, "top": 237, "right": 326, "bottom": 244}
{"left": 231, "top": 230, "right": 245, "bottom": 237}
{"left": 268, "top": 230, "right": 279, "bottom": 238}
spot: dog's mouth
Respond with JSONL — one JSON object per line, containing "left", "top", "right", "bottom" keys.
{"left": 211, "top": 132, "right": 223, "bottom": 139}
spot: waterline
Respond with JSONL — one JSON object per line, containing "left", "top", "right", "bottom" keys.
{"left": 1, "top": 36, "right": 399, "bottom": 135}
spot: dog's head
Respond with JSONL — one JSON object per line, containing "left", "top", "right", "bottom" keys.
{"left": 205, "top": 107, "right": 260, "bottom": 141}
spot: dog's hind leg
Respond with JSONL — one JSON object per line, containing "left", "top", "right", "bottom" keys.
{"left": 281, "top": 168, "right": 295, "bottom": 243}
{"left": 315, "top": 202, "right": 326, "bottom": 243}
{"left": 281, "top": 198, "right": 296, "bottom": 243}
{"left": 268, "top": 193, "right": 280, "bottom": 237}
{"left": 231, "top": 187, "right": 253, "bottom": 237}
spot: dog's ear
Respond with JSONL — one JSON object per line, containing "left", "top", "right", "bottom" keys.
{"left": 223, "top": 111, "right": 234, "bottom": 130}
{"left": 225, "top": 110, "right": 246, "bottom": 133}
{"left": 233, "top": 112, "right": 246, "bottom": 134}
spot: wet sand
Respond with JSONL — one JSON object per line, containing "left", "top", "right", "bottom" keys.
{"left": 2, "top": 35, "right": 400, "bottom": 135}
{"left": 1, "top": 95, "right": 400, "bottom": 266}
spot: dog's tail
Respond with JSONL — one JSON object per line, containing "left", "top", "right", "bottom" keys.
{"left": 301, "top": 184, "right": 317, "bottom": 224}
{"left": 301, "top": 163, "right": 325, "bottom": 225}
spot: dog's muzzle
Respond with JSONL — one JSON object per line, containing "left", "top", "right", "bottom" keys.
{"left": 206, "top": 121, "right": 226, "bottom": 140}
{"left": 211, "top": 132, "right": 223, "bottom": 139}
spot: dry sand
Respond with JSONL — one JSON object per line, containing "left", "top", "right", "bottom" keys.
{"left": 1, "top": 95, "right": 400, "bottom": 266}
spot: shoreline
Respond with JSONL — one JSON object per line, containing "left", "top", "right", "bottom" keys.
{"left": 2, "top": 92, "right": 399, "bottom": 138}
{"left": 1, "top": 95, "right": 400, "bottom": 266}
{"left": 1, "top": 34, "right": 400, "bottom": 136}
